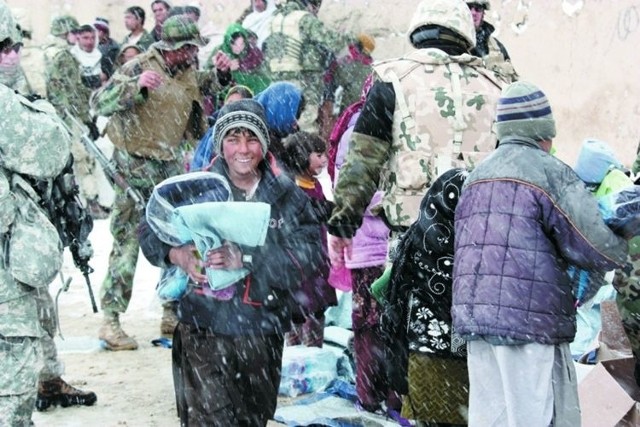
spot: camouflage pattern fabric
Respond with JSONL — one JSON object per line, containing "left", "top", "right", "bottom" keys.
{"left": 42, "top": 36, "right": 92, "bottom": 125}
{"left": 483, "top": 36, "right": 519, "bottom": 84}
{"left": 330, "top": 51, "right": 502, "bottom": 233}
{"left": 614, "top": 241, "right": 640, "bottom": 361}
{"left": 42, "top": 36, "right": 99, "bottom": 202}
{"left": 122, "top": 30, "right": 155, "bottom": 52}
{"left": 0, "top": 2, "right": 71, "bottom": 420}
{"left": 91, "top": 45, "right": 213, "bottom": 315}
{"left": 330, "top": 59, "right": 372, "bottom": 111}
{"left": 376, "top": 51, "right": 501, "bottom": 227}
{"left": 93, "top": 48, "right": 210, "bottom": 160}
{"left": 35, "top": 288, "right": 65, "bottom": 382}
{"left": 263, "top": 0, "right": 354, "bottom": 131}
{"left": 0, "top": 336, "right": 42, "bottom": 427}
{"left": 0, "top": 87, "right": 70, "bottom": 178}
{"left": 99, "top": 151, "right": 185, "bottom": 316}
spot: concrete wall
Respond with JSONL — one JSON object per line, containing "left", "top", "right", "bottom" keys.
{"left": 9, "top": 0, "right": 640, "bottom": 166}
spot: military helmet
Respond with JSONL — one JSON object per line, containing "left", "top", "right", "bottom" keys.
{"left": 407, "top": 0, "right": 476, "bottom": 50}
{"left": 466, "top": 0, "right": 491, "bottom": 11}
{"left": 154, "top": 15, "right": 206, "bottom": 51}
{"left": 0, "top": 0, "right": 17, "bottom": 43}
{"left": 50, "top": 15, "right": 79, "bottom": 36}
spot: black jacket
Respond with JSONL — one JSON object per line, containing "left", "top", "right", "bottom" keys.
{"left": 138, "top": 154, "right": 325, "bottom": 336}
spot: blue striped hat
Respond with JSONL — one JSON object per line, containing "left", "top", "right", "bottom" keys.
{"left": 495, "top": 81, "right": 556, "bottom": 141}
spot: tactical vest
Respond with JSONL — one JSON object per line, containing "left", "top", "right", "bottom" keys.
{"left": 373, "top": 49, "right": 502, "bottom": 227}
{"left": 484, "top": 37, "right": 519, "bottom": 84}
{"left": 268, "top": 10, "right": 322, "bottom": 73}
{"left": 106, "top": 49, "right": 205, "bottom": 161}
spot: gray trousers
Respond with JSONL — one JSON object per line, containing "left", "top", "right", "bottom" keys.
{"left": 467, "top": 340, "right": 580, "bottom": 427}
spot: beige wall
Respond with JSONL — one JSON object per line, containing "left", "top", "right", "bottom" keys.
{"left": 10, "top": 0, "right": 640, "bottom": 166}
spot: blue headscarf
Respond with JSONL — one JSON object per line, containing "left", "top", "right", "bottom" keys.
{"left": 255, "top": 82, "right": 302, "bottom": 138}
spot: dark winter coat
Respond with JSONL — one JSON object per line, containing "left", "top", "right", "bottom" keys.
{"left": 138, "top": 154, "right": 325, "bottom": 336}
{"left": 290, "top": 177, "right": 336, "bottom": 320}
{"left": 452, "top": 137, "right": 628, "bottom": 345}
{"left": 382, "top": 168, "right": 467, "bottom": 393}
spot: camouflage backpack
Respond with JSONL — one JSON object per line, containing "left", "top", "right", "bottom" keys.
{"left": 5, "top": 173, "right": 63, "bottom": 287}
{"left": 0, "top": 84, "right": 70, "bottom": 287}
{"left": 0, "top": 84, "right": 71, "bottom": 179}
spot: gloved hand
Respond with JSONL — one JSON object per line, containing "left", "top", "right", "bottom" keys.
{"left": 24, "top": 92, "right": 44, "bottom": 102}
{"left": 85, "top": 119, "right": 100, "bottom": 141}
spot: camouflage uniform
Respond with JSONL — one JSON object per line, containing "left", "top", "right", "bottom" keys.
{"left": 0, "top": 4, "right": 72, "bottom": 423}
{"left": 263, "top": 0, "right": 354, "bottom": 132}
{"left": 328, "top": 0, "right": 503, "bottom": 253}
{"left": 91, "top": 16, "right": 216, "bottom": 350}
{"left": 43, "top": 17, "right": 102, "bottom": 208}
{"left": 1, "top": 16, "right": 65, "bottom": 391}
{"left": 466, "top": 0, "right": 519, "bottom": 84}
{"left": 613, "top": 242, "right": 640, "bottom": 367}
{"left": 122, "top": 30, "right": 155, "bottom": 53}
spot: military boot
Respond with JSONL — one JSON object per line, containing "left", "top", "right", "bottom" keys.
{"left": 36, "top": 377, "right": 97, "bottom": 411}
{"left": 160, "top": 304, "right": 179, "bottom": 337}
{"left": 98, "top": 313, "right": 138, "bottom": 351}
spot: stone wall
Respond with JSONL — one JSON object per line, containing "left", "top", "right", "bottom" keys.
{"left": 9, "top": 0, "right": 640, "bottom": 165}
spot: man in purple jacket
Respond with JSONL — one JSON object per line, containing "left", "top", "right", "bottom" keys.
{"left": 452, "top": 81, "right": 629, "bottom": 427}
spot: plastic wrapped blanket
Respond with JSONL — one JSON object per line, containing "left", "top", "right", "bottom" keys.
{"left": 599, "top": 185, "right": 640, "bottom": 239}
{"left": 146, "top": 172, "right": 271, "bottom": 300}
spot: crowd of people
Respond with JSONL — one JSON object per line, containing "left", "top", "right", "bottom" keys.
{"left": 1, "top": 0, "right": 639, "bottom": 426}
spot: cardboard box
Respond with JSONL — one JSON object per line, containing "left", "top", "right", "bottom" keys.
{"left": 578, "top": 301, "right": 639, "bottom": 426}
{"left": 578, "top": 357, "right": 640, "bottom": 427}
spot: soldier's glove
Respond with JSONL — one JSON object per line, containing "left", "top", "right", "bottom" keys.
{"left": 85, "top": 120, "right": 100, "bottom": 141}
{"left": 23, "top": 93, "right": 44, "bottom": 103}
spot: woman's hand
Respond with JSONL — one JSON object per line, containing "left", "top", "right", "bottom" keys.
{"left": 168, "top": 244, "right": 207, "bottom": 284}
{"left": 204, "top": 241, "right": 243, "bottom": 270}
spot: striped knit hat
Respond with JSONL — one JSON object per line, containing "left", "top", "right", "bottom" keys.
{"left": 214, "top": 99, "right": 270, "bottom": 158}
{"left": 495, "top": 81, "right": 556, "bottom": 142}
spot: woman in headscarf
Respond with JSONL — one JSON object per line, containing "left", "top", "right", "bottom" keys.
{"left": 205, "top": 22, "right": 271, "bottom": 107}
{"left": 242, "top": 0, "right": 277, "bottom": 49}
{"left": 383, "top": 168, "right": 470, "bottom": 426}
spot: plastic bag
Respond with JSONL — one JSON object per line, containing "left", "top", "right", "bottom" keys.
{"left": 279, "top": 346, "right": 339, "bottom": 397}
{"left": 599, "top": 185, "right": 640, "bottom": 239}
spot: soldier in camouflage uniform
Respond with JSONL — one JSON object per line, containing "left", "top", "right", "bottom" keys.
{"left": 122, "top": 6, "right": 155, "bottom": 52}
{"left": 262, "top": 0, "right": 354, "bottom": 133}
{"left": 328, "top": 0, "right": 503, "bottom": 267}
{"left": 43, "top": 15, "right": 110, "bottom": 218}
{"left": 0, "top": 15, "right": 30, "bottom": 94}
{"left": 614, "top": 237, "right": 640, "bottom": 385}
{"left": 466, "top": 0, "right": 519, "bottom": 83}
{"left": 0, "top": 2, "right": 75, "bottom": 423}
{"left": 0, "top": 11, "right": 97, "bottom": 413}
{"left": 92, "top": 15, "right": 225, "bottom": 350}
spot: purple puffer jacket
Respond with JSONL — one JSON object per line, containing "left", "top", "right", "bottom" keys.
{"left": 333, "top": 112, "right": 389, "bottom": 269}
{"left": 452, "top": 137, "right": 628, "bottom": 345}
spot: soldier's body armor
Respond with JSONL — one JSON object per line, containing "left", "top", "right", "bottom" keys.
{"left": 373, "top": 48, "right": 502, "bottom": 227}
{"left": 105, "top": 49, "right": 204, "bottom": 161}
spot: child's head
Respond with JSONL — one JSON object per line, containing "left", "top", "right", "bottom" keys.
{"left": 282, "top": 131, "right": 327, "bottom": 177}
{"left": 224, "top": 85, "right": 254, "bottom": 105}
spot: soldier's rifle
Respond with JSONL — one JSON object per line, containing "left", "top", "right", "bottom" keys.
{"left": 36, "top": 156, "right": 99, "bottom": 313}
{"left": 65, "top": 112, "right": 145, "bottom": 211}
